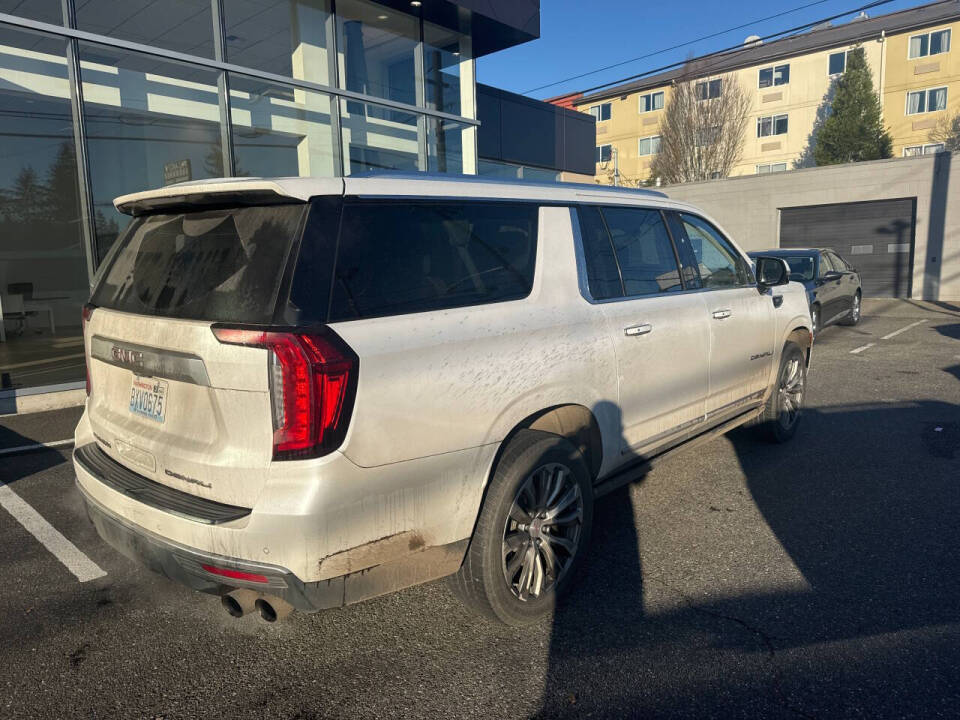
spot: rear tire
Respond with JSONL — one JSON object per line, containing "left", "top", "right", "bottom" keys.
{"left": 448, "top": 430, "right": 594, "bottom": 626}
{"left": 756, "top": 342, "right": 806, "bottom": 443}
{"left": 840, "top": 291, "right": 861, "bottom": 326}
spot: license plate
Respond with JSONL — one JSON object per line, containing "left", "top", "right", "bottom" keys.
{"left": 129, "top": 376, "right": 168, "bottom": 423}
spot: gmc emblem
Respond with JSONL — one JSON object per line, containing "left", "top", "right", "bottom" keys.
{"left": 111, "top": 345, "right": 144, "bottom": 367}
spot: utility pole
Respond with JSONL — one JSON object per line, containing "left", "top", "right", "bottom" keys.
{"left": 613, "top": 146, "right": 621, "bottom": 187}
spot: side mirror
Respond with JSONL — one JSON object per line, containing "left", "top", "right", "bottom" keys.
{"left": 822, "top": 270, "right": 842, "bottom": 281}
{"left": 755, "top": 256, "right": 790, "bottom": 291}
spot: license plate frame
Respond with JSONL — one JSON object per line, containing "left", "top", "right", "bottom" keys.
{"left": 129, "top": 376, "right": 168, "bottom": 424}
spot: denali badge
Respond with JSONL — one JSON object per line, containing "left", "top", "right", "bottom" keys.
{"left": 165, "top": 468, "right": 212, "bottom": 489}
{"left": 112, "top": 345, "right": 144, "bottom": 367}
{"left": 750, "top": 351, "right": 774, "bottom": 361}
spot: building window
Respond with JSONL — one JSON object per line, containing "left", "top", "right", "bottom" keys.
{"left": 828, "top": 51, "right": 847, "bottom": 76}
{"left": 756, "top": 163, "right": 787, "bottom": 174}
{"left": 222, "top": 0, "right": 333, "bottom": 83}
{"left": 229, "top": 74, "right": 336, "bottom": 179}
{"left": 77, "top": 0, "right": 215, "bottom": 58}
{"left": 909, "top": 29, "right": 951, "bottom": 59}
{"left": 0, "top": 28, "right": 90, "bottom": 390}
{"left": 695, "top": 79, "right": 722, "bottom": 101}
{"left": 596, "top": 144, "right": 612, "bottom": 164}
{"left": 638, "top": 136, "right": 661, "bottom": 156}
{"left": 758, "top": 64, "right": 790, "bottom": 88}
{"left": 340, "top": 98, "right": 420, "bottom": 174}
{"left": 424, "top": 20, "right": 472, "bottom": 117}
{"left": 78, "top": 44, "right": 224, "bottom": 260}
{"left": 336, "top": 0, "right": 419, "bottom": 108}
{"left": 639, "top": 91, "right": 664, "bottom": 113}
{"left": 0, "top": 0, "right": 63, "bottom": 24}
{"left": 906, "top": 87, "right": 948, "bottom": 115}
{"left": 589, "top": 103, "right": 611, "bottom": 122}
{"left": 757, "top": 114, "right": 789, "bottom": 137}
{"left": 695, "top": 127, "right": 720, "bottom": 147}
{"left": 903, "top": 144, "right": 945, "bottom": 156}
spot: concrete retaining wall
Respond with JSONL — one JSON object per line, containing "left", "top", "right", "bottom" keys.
{"left": 663, "top": 153, "right": 959, "bottom": 300}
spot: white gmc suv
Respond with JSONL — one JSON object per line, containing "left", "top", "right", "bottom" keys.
{"left": 74, "top": 174, "right": 812, "bottom": 626}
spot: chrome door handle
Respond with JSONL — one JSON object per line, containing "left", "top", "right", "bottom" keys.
{"left": 712, "top": 309, "right": 732, "bottom": 320}
{"left": 624, "top": 324, "right": 653, "bottom": 337}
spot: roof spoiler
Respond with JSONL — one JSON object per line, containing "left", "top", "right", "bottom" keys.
{"left": 114, "top": 178, "right": 343, "bottom": 216}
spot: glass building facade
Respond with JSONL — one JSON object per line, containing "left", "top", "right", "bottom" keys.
{"left": 0, "top": 0, "right": 479, "bottom": 391}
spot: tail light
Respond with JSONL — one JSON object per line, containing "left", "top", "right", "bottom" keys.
{"left": 213, "top": 327, "right": 358, "bottom": 461}
{"left": 81, "top": 304, "right": 96, "bottom": 396}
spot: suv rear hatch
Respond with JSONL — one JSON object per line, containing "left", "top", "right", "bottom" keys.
{"left": 84, "top": 196, "right": 347, "bottom": 509}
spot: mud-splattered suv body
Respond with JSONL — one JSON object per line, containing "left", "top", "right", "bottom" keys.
{"left": 74, "top": 174, "right": 812, "bottom": 625}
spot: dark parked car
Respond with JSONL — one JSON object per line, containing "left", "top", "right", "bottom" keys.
{"left": 748, "top": 248, "right": 861, "bottom": 335}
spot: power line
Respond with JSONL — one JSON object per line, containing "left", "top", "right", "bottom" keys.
{"left": 545, "top": 0, "right": 923, "bottom": 100}
{"left": 525, "top": 0, "right": 835, "bottom": 95}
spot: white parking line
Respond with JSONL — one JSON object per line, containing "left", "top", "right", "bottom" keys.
{"left": 881, "top": 320, "right": 928, "bottom": 341}
{"left": 850, "top": 343, "right": 876, "bottom": 355}
{"left": 0, "top": 483, "right": 106, "bottom": 582}
{"left": 0, "top": 439, "right": 75, "bottom": 457}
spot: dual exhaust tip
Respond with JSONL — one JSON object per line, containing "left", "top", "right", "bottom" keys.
{"left": 222, "top": 589, "right": 293, "bottom": 622}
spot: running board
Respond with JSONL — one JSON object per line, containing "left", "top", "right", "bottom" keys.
{"left": 593, "top": 405, "right": 764, "bottom": 499}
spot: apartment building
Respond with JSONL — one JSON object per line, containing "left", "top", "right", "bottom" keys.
{"left": 556, "top": 0, "right": 960, "bottom": 184}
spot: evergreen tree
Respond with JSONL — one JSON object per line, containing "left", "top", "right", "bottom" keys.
{"left": 10, "top": 166, "right": 45, "bottom": 227}
{"left": 45, "top": 142, "right": 81, "bottom": 226}
{"left": 813, "top": 47, "right": 892, "bottom": 165}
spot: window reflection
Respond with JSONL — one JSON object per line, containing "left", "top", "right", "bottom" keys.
{"left": 340, "top": 98, "right": 418, "bottom": 174}
{"left": 427, "top": 117, "right": 466, "bottom": 174}
{"left": 0, "top": 0, "right": 64, "bottom": 25}
{"left": 76, "top": 0, "right": 214, "bottom": 58}
{"left": 223, "top": 0, "right": 333, "bottom": 84}
{"left": 0, "top": 28, "right": 89, "bottom": 389}
{"left": 230, "top": 73, "right": 336, "bottom": 178}
{"left": 79, "top": 45, "right": 222, "bottom": 260}
{"left": 424, "top": 21, "right": 470, "bottom": 117}
{"left": 336, "top": 0, "right": 418, "bottom": 109}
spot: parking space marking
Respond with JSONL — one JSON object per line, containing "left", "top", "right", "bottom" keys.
{"left": 0, "top": 439, "right": 75, "bottom": 458}
{"left": 850, "top": 343, "right": 876, "bottom": 355}
{"left": 881, "top": 320, "right": 928, "bottom": 341}
{"left": 0, "top": 483, "right": 106, "bottom": 582}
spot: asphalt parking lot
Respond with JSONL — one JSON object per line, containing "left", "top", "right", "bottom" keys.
{"left": 1, "top": 299, "right": 958, "bottom": 719}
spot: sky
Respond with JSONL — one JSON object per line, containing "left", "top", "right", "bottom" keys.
{"left": 477, "top": 0, "right": 930, "bottom": 99}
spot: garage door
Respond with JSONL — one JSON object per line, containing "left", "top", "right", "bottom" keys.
{"left": 780, "top": 198, "right": 916, "bottom": 297}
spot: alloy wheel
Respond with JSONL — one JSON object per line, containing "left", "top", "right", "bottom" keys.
{"left": 852, "top": 294, "right": 861, "bottom": 322}
{"left": 778, "top": 355, "right": 805, "bottom": 430}
{"left": 501, "top": 463, "right": 583, "bottom": 601}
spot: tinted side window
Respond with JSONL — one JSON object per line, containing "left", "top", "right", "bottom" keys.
{"left": 676, "top": 213, "right": 751, "bottom": 289}
{"left": 828, "top": 252, "right": 848, "bottom": 271}
{"left": 328, "top": 202, "right": 538, "bottom": 321}
{"left": 602, "top": 207, "right": 682, "bottom": 296}
{"left": 577, "top": 205, "right": 623, "bottom": 300}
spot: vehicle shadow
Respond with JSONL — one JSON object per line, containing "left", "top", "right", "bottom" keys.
{"left": 0, "top": 426, "right": 67, "bottom": 487}
{"left": 934, "top": 323, "right": 960, "bottom": 340}
{"left": 537, "top": 399, "right": 960, "bottom": 717}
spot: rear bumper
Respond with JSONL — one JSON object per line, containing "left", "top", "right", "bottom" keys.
{"left": 76, "top": 479, "right": 341, "bottom": 611}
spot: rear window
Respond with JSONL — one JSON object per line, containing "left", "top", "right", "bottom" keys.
{"left": 91, "top": 204, "right": 307, "bottom": 323}
{"left": 289, "top": 201, "right": 539, "bottom": 323}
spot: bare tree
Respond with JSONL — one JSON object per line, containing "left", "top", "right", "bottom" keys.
{"left": 651, "top": 69, "right": 751, "bottom": 185}
{"left": 930, "top": 111, "right": 960, "bottom": 152}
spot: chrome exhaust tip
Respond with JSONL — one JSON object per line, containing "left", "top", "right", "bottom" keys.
{"left": 255, "top": 596, "right": 294, "bottom": 623}
{"left": 222, "top": 589, "right": 259, "bottom": 618}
